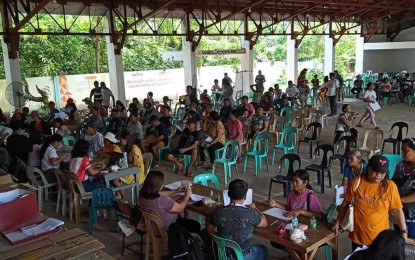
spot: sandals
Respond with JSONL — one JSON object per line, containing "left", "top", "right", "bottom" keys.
{"left": 173, "top": 165, "right": 183, "bottom": 174}
{"left": 185, "top": 169, "right": 192, "bottom": 177}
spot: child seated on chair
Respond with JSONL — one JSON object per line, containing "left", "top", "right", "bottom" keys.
{"left": 53, "top": 118, "right": 71, "bottom": 136}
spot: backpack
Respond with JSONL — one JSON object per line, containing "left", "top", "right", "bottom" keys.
{"left": 182, "top": 230, "right": 211, "bottom": 260}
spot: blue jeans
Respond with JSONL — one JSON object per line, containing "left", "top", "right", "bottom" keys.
{"left": 241, "top": 244, "right": 268, "bottom": 260}
{"left": 328, "top": 96, "right": 337, "bottom": 115}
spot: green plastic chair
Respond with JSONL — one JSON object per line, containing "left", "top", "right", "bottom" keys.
{"left": 408, "top": 91, "right": 415, "bottom": 107}
{"left": 173, "top": 107, "right": 186, "bottom": 125}
{"left": 211, "top": 233, "right": 244, "bottom": 260}
{"left": 172, "top": 154, "right": 198, "bottom": 171}
{"left": 271, "top": 127, "right": 296, "bottom": 165}
{"left": 243, "top": 133, "right": 269, "bottom": 176}
{"left": 279, "top": 106, "right": 292, "bottom": 127}
{"left": 323, "top": 203, "right": 338, "bottom": 260}
{"left": 89, "top": 188, "right": 114, "bottom": 234}
{"left": 193, "top": 173, "right": 220, "bottom": 223}
{"left": 213, "top": 140, "right": 240, "bottom": 185}
{"left": 310, "top": 86, "right": 318, "bottom": 107}
{"left": 157, "top": 138, "right": 170, "bottom": 166}
{"left": 383, "top": 154, "right": 403, "bottom": 179}
{"left": 62, "top": 135, "right": 76, "bottom": 146}
{"left": 344, "top": 79, "right": 352, "bottom": 96}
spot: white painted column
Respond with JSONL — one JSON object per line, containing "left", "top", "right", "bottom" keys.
{"left": 355, "top": 28, "right": 364, "bottom": 74}
{"left": 324, "top": 26, "right": 335, "bottom": 76}
{"left": 1, "top": 38, "right": 22, "bottom": 85}
{"left": 286, "top": 35, "right": 298, "bottom": 83}
{"left": 240, "top": 37, "right": 254, "bottom": 94}
{"left": 182, "top": 23, "right": 197, "bottom": 88}
{"left": 105, "top": 18, "right": 126, "bottom": 103}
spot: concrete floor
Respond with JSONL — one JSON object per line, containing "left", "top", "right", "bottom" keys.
{"left": 40, "top": 97, "right": 415, "bottom": 259}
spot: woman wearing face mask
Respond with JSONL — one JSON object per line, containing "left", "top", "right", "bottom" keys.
{"left": 40, "top": 134, "right": 64, "bottom": 183}
{"left": 268, "top": 169, "right": 323, "bottom": 219}
{"left": 393, "top": 138, "right": 415, "bottom": 232}
{"left": 333, "top": 155, "right": 414, "bottom": 250}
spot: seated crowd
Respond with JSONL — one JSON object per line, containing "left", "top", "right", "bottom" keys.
{"left": 1, "top": 74, "right": 414, "bottom": 260}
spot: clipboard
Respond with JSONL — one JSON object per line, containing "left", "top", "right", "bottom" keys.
{"left": 369, "top": 101, "right": 381, "bottom": 112}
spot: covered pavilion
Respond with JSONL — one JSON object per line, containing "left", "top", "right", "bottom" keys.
{"left": 1, "top": 0, "right": 415, "bottom": 101}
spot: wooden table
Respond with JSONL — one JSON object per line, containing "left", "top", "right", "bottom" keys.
{"left": 187, "top": 184, "right": 338, "bottom": 260}
{"left": 103, "top": 166, "right": 140, "bottom": 203}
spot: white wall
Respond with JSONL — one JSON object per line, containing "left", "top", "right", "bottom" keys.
{"left": 363, "top": 27, "right": 415, "bottom": 73}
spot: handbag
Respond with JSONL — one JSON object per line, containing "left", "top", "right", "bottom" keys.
{"left": 340, "top": 177, "right": 361, "bottom": 232}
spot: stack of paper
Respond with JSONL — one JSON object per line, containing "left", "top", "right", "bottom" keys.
{"left": 21, "top": 218, "right": 64, "bottom": 236}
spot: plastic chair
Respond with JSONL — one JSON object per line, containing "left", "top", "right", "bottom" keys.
{"left": 310, "top": 87, "right": 318, "bottom": 107}
{"left": 26, "top": 166, "right": 57, "bottom": 211}
{"left": 193, "top": 172, "right": 220, "bottom": 223}
{"left": 64, "top": 170, "right": 92, "bottom": 224}
{"left": 271, "top": 127, "right": 296, "bottom": 165}
{"left": 89, "top": 188, "right": 114, "bottom": 234}
{"left": 54, "top": 170, "right": 70, "bottom": 216}
{"left": 211, "top": 233, "right": 244, "bottom": 260}
{"left": 212, "top": 140, "right": 240, "bottom": 185}
{"left": 173, "top": 107, "right": 186, "bottom": 125}
{"left": 383, "top": 154, "right": 403, "bottom": 179}
{"left": 139, "top": 206, "right": 169, "bottom": 260}
{"left": 359, "top": 129, "right": 384, "bottom": 160}
{"left": 279, "top": 106, "right": 292, "bottom": 127}
{"left": 290, "top": 111, "right": 305, "bottom": 144}
{"left": 329, "top": 136, "right": 355, "bottom": 174}
{"left": 62, "top": 135, "right": 76, "bottom": 146}
{"left": 268, "top": 153, "right": 301, "bottom": 199}
{"left": 142, "top": 152, "right": 153, "bottom": 176}
{"left": 243, "top": 133, "right": 270, "bottom": 176}
{"left": 157, "top": 139, "right": 170, "bottom": 166}
{"left": 172, "top": 153, "right": 198, "bottom": 171}
{"left": 297, "top": 122, "right": 321, "bottom": 158}
{"left": 269, "top": 115, "right": 286, "bottom": 145}
{"left": 305, "top": 144, "right": 334, "bottom": 194}
{"left": 408, "top": 91, "right": 415, "bottom": 106}
{"left": 344, "top": 79, "right": 352, "bottom": 96}
{"left": 323, "top": 203, "right": 338, "bottom": 260}
{"left": 381, "top": 122, "right": 408, "bottom": 154}
{"left": 113, "top": 200, "right": 146, "bottom": 256}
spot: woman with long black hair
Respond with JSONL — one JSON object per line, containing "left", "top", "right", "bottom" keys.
{"left": 40, "top": 134, "right": 63, "bottom": 183}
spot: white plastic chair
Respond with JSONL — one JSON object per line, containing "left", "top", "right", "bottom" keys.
{"left": 26, "top": 167, "right": 57, "bottom": 211}
{"left": 54, "top": 170, "right": 70, "bottom": 216}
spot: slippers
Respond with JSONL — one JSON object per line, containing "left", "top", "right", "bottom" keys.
{"left": 185, "top": 170, "right": 192, "bottom": 177}
{"left": 173, "top": 164, "right": 183, "bottom": 174}
{"left": 374, "top": 127, "right": 380, "bottom": 130}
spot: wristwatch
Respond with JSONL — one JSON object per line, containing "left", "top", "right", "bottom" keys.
{"left": 400, "top": 229, "right": 408, "bottom": 234}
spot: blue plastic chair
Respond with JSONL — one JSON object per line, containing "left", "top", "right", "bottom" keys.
{"left": 271, "top": 127, "right": 297, "bottom": 165}
{"left": 89, "top": 188, "right": 114, "bottom": 234}
{"left": 193, "top": 173, "right": 220, "bottom": 223}
{"left": 243, "top": 133, "right": 270, "bottom": 176}
{"left": 310, "top": 86, "right": 318, "bottom": 107}
{"left": 173, "top": 107, "right": 186, "bottom": 125}
{"left": 212, "top": 140, "right": 240, "bottom": 185}
{"left": 280, "top": 106, "right": 292, "bottom": 127}
{"left": 383, "top": 154, "right": 403, "bottom": 179}
{"left": 62, "top": 135, "right": 76, "bottom": 146}
{"left": 157, "top": 139, "right": 170, "bottom": 166}
{"left": 172, "top": 154, "right": 198, "bottom": 171}
{"left": 211, "top": 233, "right": 244, "bottom": 260}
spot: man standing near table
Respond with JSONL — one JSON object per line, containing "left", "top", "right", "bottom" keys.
{"left": 207, "top": 179, "right": 268, "bottom": 260}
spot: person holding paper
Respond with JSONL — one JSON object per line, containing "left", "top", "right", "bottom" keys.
{"left": 268, "top": 169, "right": 323, "bottom": 219}
{"left": 356, "top": 82, "right": 379, "bottom": 129}
{"left": 207, "top": 179, "right": 268, "bottom": 260}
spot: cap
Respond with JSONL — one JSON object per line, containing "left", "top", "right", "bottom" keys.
{"left": 48, "top": 101, "right": 55, "bottom": 106}
{"left": 103, "top": 132, "right": 118, "bottom": 143}
{"left": 368, "top": 155, "right": 389, "bottom": 174}
{"left": 149, "top": 115, "right": 159, "bottom": 122}
{"left": 82, "top": 97, "right": 91, "bottom": 102}
{"left": 357, "top": 74, "right": 362, "bottom": 77}
{"left": 14, "top": 108, "right": 23, "bottom": 114}
{"left": 83, "top": 121, "right": 96, "bottom": 129}
{"left": 186, "top": 118, "right": 196, "bottom": 125}
{"left": 144, "top": 102, "right": 152, "bottom": 110}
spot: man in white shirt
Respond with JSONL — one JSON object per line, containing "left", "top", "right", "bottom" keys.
{"left": 211, "top": 79, "right": 221, "bottom": 92}
{"left": 326, "top": 72, "right": 340, "bottom": 116}
{"left": 83, "top": 121, "right": 104, "bottom": 153}
{"left": 285, "top": 80, "right": 299, "bottom": 106}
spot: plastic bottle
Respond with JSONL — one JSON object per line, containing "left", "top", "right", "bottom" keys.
{"left": 310, "top": 216, "right": 317, "bottom": 228}
{"left": 210, "top": 191, "right": 215, "bottom": 201}
{"left": 292, "top": 214, "right": 299, "bottom": 229}
{"left": 215, "top": 194, "right": 221, "bottom": 204}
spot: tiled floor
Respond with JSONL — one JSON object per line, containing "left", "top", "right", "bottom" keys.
{"left": 40, "top": 97, "right": 415, "bottom": 259}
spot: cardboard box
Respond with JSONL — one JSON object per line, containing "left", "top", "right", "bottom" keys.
{"left": 0, "top": 173, "right": 38, "bottom": 232}
{"left": 0, "top": 228, "right": 105, "bottom": 259}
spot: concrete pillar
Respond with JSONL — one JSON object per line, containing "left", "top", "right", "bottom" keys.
{"left": 240, "top": 37, "right": 253, "bottom": 94}
{"left": 105, "top": 18, "right": 126, "bottom": 103}
{"left": 324, "top": 26, "right": 335, "bottom": 76}
{"left": 182, "top": 23, "right": 197, "bottom": 88}
{"left": 286, "top": 35, "right": 298, "bottom": 83}
{"left": 355, "top": 27, "right": 364, "bottom": 74}
{"left": 1, "top": 38, "right": 22, "bottom": 85}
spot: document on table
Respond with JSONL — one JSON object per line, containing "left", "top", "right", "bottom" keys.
{"left": 223, "top": 189, "right": 252, "bottom": 206}
{"left": 0, "top": 189, "right": 32, "bottom": 204}
{"left": 334, "top": 185, "right": 344, "bottom": 206}
{"left": 164, "top": 181, "right": 182, "bottom": 190}
{"left": 20, "top": 217, "right": 64, "bottom": 236}
{"left": 190, "top": 194, "right": 205, "bottom": 202}
{"left": 262, "top": 208, "right": 292, "bottom": 221}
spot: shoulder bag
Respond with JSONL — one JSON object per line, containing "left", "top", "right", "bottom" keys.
{"left": 340, "top": 177, "right": 361, "bottom": 232}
